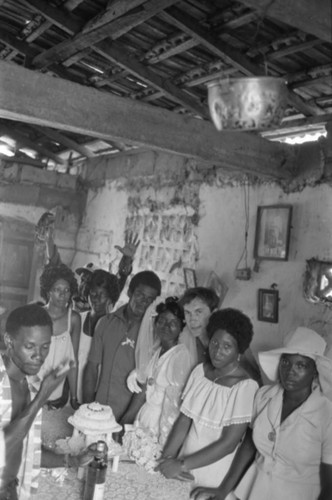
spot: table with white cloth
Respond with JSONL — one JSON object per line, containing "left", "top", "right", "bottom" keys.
{"left": 35, "top": 461, "right": 191, "bottom": 500}
{"left": 39, "top": 406, "right": 191, "bottom": 499}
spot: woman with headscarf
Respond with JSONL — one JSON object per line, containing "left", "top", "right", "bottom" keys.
{"left": 191, "top": 327, "right": 332, "bottom": 500}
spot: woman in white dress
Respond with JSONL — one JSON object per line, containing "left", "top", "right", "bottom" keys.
{"left": 121, "top": 297, "right": 191, "bottom": 445}
{"left": 38, "top": 263, "right": 81, "bottom": 409}
{"left": 191, "top": 327, "right": 332, "bottom": 500}
{"left": 157, "top": 309, "right": 258, "bottom": 497}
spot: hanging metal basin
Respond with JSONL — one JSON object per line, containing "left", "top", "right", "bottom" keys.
{"left": 207, "top": 77, "right": 287, "bottom": 131}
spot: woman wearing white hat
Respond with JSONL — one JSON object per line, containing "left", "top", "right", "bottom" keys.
{"left": 191, "top": 327, "right": 332, "bottom": 500}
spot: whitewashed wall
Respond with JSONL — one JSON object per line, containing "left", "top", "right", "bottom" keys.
{"left": 76, "top": 178, "right": 332, "bottom": 359}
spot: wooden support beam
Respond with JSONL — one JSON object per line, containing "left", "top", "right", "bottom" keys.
{"left": 0, "top": 28, "right": 91, "bottom": 86}
{"left": 94, "top": 41, "right": 208, "bottom": 117}
{"left": 0, "top": 122, "right": 65, "bottom": 165}
{"left": 23, "top": 0, "right": 84, "bottom": 43}
{"left": 32, "top": 126, "right": 96, "bottom": 158}
{"left": 160, "top": 7, "right": 262, "bottom": 77}
{"left": 82, "top": 0, "right": 148, "bottom": 34}
{"left": 267, "top": 39, "right": 323, "bottom": 61}
{"left": 280, "top": 112, "right": 332, "bottom": 129}
{"left": 19, "top": 0, "right": 84, "bottom": 35}
{"left": 237, "top": 0, "right": 332, "bottom": 43}
{"left": 160, "top": 7, "right": 324, "bottom": 117}
{"left": 0, "top": 61, "right": 292, "bottom": 180}
{"left": 32, "top": 0, "right": 178, "bottom": 69}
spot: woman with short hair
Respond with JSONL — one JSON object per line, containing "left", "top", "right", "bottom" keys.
{"left": 157, "top": 308, "right": 258, "bottom": 498}
{"left": 191, "top": 327, "right": 332, "bottom": 500}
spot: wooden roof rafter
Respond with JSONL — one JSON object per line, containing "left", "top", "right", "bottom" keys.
{"left": 31, "top": 125, "right": 97, "bottom": 159}
{"left": 0, "top": 60, "right": 294, "bottom": 181}
{"left": 159, "top": 6, "right": 324, "bottom": 117}
{"left": 31, "top": 0, "right": 179, "bottom": 69}
{"left": 0, "top": 120, "right": 66, "bottom": 164}
{"left": 237, "top": 0, "right": 332, "bottom": 43}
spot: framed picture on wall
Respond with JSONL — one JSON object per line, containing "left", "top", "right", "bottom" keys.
{"left": 183, "top": 268, "right": 197, "bottom": 289}
{"left": 254, "top": 205, "right": 292, "bottom": 261}
{"left": 257, "top": 288, "right": 279, "bottom": 323}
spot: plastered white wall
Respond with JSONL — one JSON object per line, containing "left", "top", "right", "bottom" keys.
{"left": 72, "top": 179, "right": 128, "bottom": 272}
{"left": 77, "top": 178, "right": 332, "bottom": 360}
{"left": 198, "top": 182, "right": 332, "bottom": 355}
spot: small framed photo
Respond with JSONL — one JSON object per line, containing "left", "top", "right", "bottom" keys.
{"left": 254, "top": 205, "right": 292, "bottom": 261}
{"left": 183, "top": 268, "right": 197, "bottom": 289}
{"left": 258, "top": 288, "right": 279, "bottom": 323}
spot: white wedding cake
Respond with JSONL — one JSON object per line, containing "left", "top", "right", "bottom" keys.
{"left": 68, "top": 402, "right": 122, "bottom": 446}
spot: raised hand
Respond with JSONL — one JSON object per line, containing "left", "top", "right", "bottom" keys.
{"left": 35, "top": 212, "right": 55, "bottom": 244}
{"left": 115, "top": 231, "right": 140, "bottom": 260}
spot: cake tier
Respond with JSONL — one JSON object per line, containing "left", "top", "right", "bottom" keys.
{"left": 68, "top": 402, "right": 122, "bottom": 434}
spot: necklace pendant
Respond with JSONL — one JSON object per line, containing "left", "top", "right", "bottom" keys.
{"left": 147, "top": 377, "right": 154, "bottom": 386}
{"left": 268, "top": 430, "right": 276, "bottom": 442}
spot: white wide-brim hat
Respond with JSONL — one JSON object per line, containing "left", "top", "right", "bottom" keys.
{"left": 259, "top": 327, "right": 332, "bottom": 399}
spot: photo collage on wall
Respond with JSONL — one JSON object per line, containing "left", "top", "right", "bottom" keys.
{"left": 125, "top": 209, "right": 198, "bottom": 297}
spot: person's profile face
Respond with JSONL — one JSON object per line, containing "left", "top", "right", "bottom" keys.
{"left": 183, "top": 297, "right": 211, "bottom": 337}
{"left": 5, "top": 325, "right": 52, "bottom": 376}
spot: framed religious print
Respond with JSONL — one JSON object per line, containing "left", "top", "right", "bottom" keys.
{"left": 257, "top": 288, "right": 279, "bottom": 323}
{"left": 254, "top": 205, "right": 292, "bottom": 261}
{"left": 183, "top": 268, "right": 197, "bottom": 289}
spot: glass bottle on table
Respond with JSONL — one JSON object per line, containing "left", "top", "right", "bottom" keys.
{"left": 83, "top": 440, "right": 108, "bottom": 500}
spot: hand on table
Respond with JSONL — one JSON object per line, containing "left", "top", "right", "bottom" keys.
{"left": 155, "top": 457, "right": 183, "bottom": 479}
{"left": 115, "top": 232, "right": 140, "bottom": 260}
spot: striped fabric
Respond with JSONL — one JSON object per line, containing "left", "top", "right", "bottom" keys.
{"left": 0, "top": 356, "right": 42, "bottom": 499}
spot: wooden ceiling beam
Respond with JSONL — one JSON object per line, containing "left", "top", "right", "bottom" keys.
{"left": 0, "top": 122, "right": 65, "bottom": 165}
{"left": 31, "top": 125, "right": 96, "bottom": 158}
{"left": 267, "top": 39, "right": 323, "bottom": 61}
{"left": 32, "top": 0, "right": 179, "bottom": 69}
{"left": 160, "top": 7, "right": 262, "bottom": 77}
{"left": 23, "top": 0, "right": 85, "bottom": 43}
{"left": 0, "top": 61, "right": 293, "bottom": 180}
{"left": 82, "top": 0, "right": 148, "bottom": 34}
{"left": 280, "top": 112, "right": 332, "bottom": 129}
{"left": 237, "top": 0, "right": 332, "bottom": 43}
{"left": 160, "top": 7, "right": 324, "bottom": 117}
{"left": 0, "top": 28, "right": 88, "bottom": 85}
{"left": 93, "top": 41, "right": 208, "bottom": 117}
{"left": 19, "top": 0, "right": 84, "bottom": 35}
